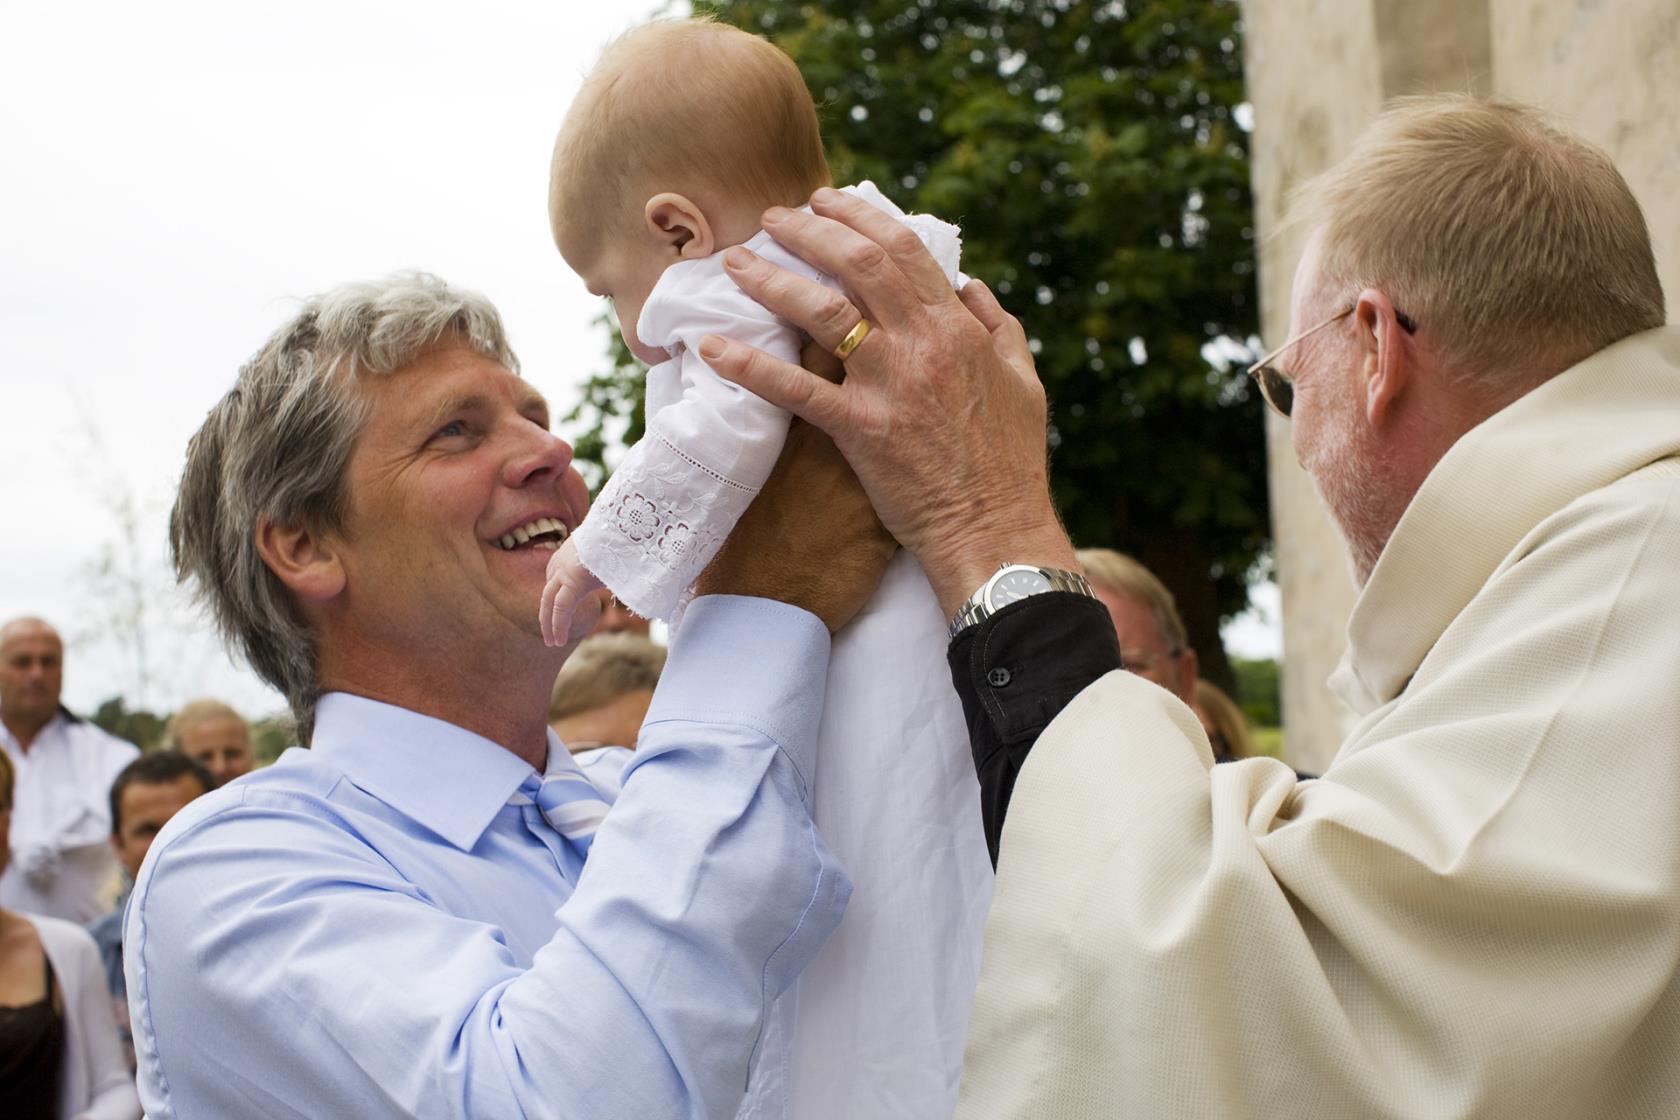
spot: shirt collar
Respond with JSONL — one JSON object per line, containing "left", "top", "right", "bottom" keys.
{"left": 0, "top": 707, "right": 70, "bottom": 753}
{"left": 1331, "top": 324, "right": 1680, "bottom": 715}
{"left": 309, "top": 692, "right": 542, "bottom": 851}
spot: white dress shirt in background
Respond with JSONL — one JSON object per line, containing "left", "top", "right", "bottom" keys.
{"left": 1, "top": 710, "right": 137, "bottom": 922}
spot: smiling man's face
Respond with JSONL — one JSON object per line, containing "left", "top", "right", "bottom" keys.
{"left": 329, "top": 339, "right": 590, "bottom": 665}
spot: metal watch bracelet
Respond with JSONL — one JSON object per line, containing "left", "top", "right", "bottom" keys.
{"left": 948, "top": 563, "right": 1096, "bottom": 637}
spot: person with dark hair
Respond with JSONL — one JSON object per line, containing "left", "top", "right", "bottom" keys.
{"left": 0, "top": 618, "right": 138, "bottom": 923}
{"left": 85, "top": 752, "right": 213, "bottom": 1071}
{"left": 0, "top": 748, "right": 141, "bottom": 1119}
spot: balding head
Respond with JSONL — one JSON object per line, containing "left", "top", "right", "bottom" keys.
{"left": 0, "top": 616, "right": 59, "bottom": 648}
{"left": 0, "top": 616, "right": 65, "bottom": 741}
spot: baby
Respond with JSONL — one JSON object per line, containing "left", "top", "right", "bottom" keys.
{"left": 540, "top": 18, "right": 964, "bottom": 644}
{"left": 545, "top": 19, "right": 993, "bottom": 1120}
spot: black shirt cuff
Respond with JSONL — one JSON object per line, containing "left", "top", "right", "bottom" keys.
{"left": 947, "top": 592, "right": 1122, "bottom": 866}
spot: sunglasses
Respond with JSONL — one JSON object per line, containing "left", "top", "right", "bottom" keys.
{"left": 1246, "top": 303, "right": 1417, "bottom": 418}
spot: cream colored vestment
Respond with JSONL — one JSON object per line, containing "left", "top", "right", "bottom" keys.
{"left": 958, "top": 326, "right": 1680, "bottom": 1119}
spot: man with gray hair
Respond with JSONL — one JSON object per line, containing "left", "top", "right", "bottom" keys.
{"left": 127, "top": 272, "right": 891, "bottom": 1118}
{"left": 705, "top": 95, "right": 1680, "bottom": 1116}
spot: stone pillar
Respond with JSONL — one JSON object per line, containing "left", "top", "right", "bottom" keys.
{"left": 1244, "top": 0, "right": 1676, "bottom": 772}
{"left": 1241, "top": 0, "right": 1492, "bottom": 773}
{"left": 1489, "top": 1, "right": 1680, "bottom": 315}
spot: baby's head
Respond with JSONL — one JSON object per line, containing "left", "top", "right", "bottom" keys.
{"left": 550, "top": 18, "right": 829, "bottom": 363}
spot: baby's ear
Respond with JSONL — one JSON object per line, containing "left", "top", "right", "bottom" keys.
{"left": 645, "top": 193, "right": 714, "bottom": 260}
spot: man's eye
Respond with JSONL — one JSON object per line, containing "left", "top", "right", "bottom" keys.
{"left": 435, "top": 420, "right": 467, "bottom": 439}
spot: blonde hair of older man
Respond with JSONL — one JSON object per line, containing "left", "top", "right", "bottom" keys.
{"left": 1294, "top": 94, "right": 1664, "bottom": 386}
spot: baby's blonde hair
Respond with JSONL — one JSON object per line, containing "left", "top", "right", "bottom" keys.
{"left": 550, "top": 17, "right": 830, "bottom": 249}
{"left": 1292, "top": 95, "right": 1665, "bottom": 386}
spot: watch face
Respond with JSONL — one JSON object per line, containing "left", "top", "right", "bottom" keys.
{"left": 986, "top": 567, "right": 1053, "bottom": 607}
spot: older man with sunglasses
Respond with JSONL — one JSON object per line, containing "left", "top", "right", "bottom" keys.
{"left": 704, "top": 95, "right": 1680, "bottom": 1118}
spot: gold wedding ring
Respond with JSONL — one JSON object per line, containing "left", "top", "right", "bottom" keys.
{"left": 834, "top": 317, "right": 873, "bottom": 361}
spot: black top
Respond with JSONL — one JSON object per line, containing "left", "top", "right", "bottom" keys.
{"left": 0, "top": 953, "right": 64, "bottom": 1120}
{"left": 946, "top": 591, "right": 1123, "bottom": 866}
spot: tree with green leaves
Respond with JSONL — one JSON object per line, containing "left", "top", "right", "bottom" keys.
{"left": 566, "top": 0, "right": 1264, "bottom": 686}
{"left": 89, "top": 696, "right": 166, "bottom": 750}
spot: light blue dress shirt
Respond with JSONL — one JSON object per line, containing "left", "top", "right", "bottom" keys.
{"left": 125, "top": 597, "right": 849, "bottom": 1119}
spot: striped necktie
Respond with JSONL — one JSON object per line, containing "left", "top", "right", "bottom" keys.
{"left": 512, "top": 761, "right": 613, "bottom": 877}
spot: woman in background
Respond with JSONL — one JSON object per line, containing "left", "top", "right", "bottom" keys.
{"left": 0, "top": 750, "right": 139, "bottom": 1119}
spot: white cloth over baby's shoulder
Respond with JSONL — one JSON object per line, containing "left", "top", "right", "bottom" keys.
{"left": 571, "top": 181, "right": 967, "bottom": 622}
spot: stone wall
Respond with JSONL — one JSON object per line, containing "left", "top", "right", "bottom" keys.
{"left": 1240, "top": 0, "right": 1675, "bottom": 773}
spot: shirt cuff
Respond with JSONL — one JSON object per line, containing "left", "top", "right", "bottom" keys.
{"left": 948, "top": 592, "right": 1122, "bottom": 865}
{"left": 950, "top": 592, "right": 1123, "bottom": 744}
{"left": 643, "top": 594, "right": 832, "bottom": 789}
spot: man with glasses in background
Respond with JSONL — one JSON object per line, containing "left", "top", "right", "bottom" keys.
{"left": 1074, "top": 547, "right": 1197, "bottom": 706}
{"left": 704, "top": 95, "right": 1680, "bottom": 1117}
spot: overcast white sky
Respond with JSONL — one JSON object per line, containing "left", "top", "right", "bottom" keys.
{"left": 0, "top": 0, "right": 1278, "bottom": 719}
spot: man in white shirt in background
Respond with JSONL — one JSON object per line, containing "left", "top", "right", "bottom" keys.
{"left": 0, "top": 616, "right": 138, "bottom": 922}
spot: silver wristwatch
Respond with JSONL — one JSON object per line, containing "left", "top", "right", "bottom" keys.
{"left": 948, "top": 563, "right": 1096, "bottom": 637}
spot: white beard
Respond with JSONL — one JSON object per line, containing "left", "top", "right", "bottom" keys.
{"left": 1300, "top": 385, "right": 1398, "bottom": 589}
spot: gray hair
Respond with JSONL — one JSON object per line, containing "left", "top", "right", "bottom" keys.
{"left": 170, "top": 272, "right": 517, "bottom": 743}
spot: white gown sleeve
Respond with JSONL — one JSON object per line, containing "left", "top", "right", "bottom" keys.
{"left": 571, "top": 181, "right": 965, "bottom": 625}
{"left": 570, "top": 260, "right": 805, "bottom": 622}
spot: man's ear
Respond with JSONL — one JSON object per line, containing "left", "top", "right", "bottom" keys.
{"left": 254, "top": 516, "right": 347, "bottom": 605}
{"left": 1354, "top": 287, "right": 1411, "bottom": 429}
{"left": 645, "top": 193, "right": 714, "bottom": 260}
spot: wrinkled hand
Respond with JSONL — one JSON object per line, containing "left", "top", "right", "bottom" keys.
{"left": 697, "top": 188, "right": 1075, "bottom": 615}
{"left": 694, "top": 341, "right": 897, "bottom": 633}
{"left": 540, "top": 537, "right": 607, "bottom": 647}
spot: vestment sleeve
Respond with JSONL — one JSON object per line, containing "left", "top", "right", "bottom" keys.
{"left": 958, "top": 474, "right": 1680, "bottom": 1118}
{"left": 126, "top": 597, "right": 848, "bottom": 1120}
{"left": 570, "top": 275, "right": 801, "bottom": 621}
